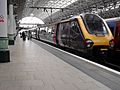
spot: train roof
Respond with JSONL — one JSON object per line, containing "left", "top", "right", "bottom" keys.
{"left": 40, "top": 13, "right": 102, "bottom": 27}
{"left": 105, "top": 17, "right": 120, "bottom": 22}
{"left": 60, "top": 16, "right": 80, "bottom": 23}
{"left": 60, "top": 13, "right": 102, "bottom": 23}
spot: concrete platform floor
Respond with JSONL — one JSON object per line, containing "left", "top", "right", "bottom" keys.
{"left": 0, "top": 37, "right": 112, "bottom": 90}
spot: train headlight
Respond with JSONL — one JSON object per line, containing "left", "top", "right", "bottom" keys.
{"left": 109, "top": 40, "right": 114, "bottom": 48}
{"left": 85, "top": 39, "right": 94, "bottom": 48}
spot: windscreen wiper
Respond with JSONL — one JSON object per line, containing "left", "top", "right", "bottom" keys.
{"left": 95, "top": 32, "right": 105, "bottom": 36}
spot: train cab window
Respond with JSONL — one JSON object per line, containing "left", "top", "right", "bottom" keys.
{"left": 84, "top": 14, "right": 108, "bottom": 35}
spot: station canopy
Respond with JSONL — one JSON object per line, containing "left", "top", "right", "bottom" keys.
{"left": 8, "top": 0, "right": 120, "bottom": 24}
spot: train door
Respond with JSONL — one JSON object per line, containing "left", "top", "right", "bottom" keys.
{"left": 64, "top": 22, "right": 70, "bottom": 47}
{"left": 58, "top": 23, "right": 67, "bottom": 46}
{"left": 48, "top": 25, "right": 56, "bottom": 43}
{"left": 56, "top": 23, "right": 59, "bottom": 45}
{"left": 36, "top": 28, "right": 40, "bottom": 39}
{"left": 69, "top": 19, "right": 84, "bottom": 50}
{"left": 38, "top": 28, "right": 40, "bottom": 40}
{"left": 115, "top": 21, "right": 120, "bottom": 48}
{"left": 57, "top": 22, "right": 69, "bottom": 47}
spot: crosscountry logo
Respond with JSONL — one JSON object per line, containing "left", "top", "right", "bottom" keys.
{"left": 0, "top": 15, "right": 4, "bottom": 23}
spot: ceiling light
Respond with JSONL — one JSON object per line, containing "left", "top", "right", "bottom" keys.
{"left": 30, "top": 13, "right": 34, "bottom": 16}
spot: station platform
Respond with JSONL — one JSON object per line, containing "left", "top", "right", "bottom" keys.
{"left": 0, "top": 37, "right": 117, "bottom": 90}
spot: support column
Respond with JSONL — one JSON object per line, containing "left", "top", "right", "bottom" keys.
{"left": 8, "top": 4, "right": 14, "bottom": 45}
{"left": 0, "top": 0, "right": 10, "bottom": 62}
{"left": 13, "top": 15, "right": 17, "bottom": 40}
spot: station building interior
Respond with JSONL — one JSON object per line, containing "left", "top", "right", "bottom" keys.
{"left": 0, "top": 0, "right": 120, "bottom": 90}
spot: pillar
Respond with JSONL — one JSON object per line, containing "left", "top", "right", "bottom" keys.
{"left": 8, "top": 4, "right": 14, "bottom": 45}
{"left": 13, "top": 15, "right": 17, "bottom": 40}
{"left": 0, "top": 0, "right": 10, "bottom": 62}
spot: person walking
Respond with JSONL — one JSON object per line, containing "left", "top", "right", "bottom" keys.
{"left": 22, "top": 31, "right": 26, "bottom": 41}
{"left": 28, "top": 30, "right": 32, "bottom": 40}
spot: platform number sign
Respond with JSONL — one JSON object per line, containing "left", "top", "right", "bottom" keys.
{"left": 0, "top": 15, "right": 4, "bottom": 23}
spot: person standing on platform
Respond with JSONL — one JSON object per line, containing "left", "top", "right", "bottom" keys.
{"left": 28, "top": 30, "right": 32, "bottom": 40}
{"left": 22, "top": 32, "right": 26, "bottom": 41}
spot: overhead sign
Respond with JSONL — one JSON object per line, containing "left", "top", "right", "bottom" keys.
{"left": 0, "top": 15, "right": 4, "bottom": 23}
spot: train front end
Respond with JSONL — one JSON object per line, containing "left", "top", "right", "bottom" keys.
{"left": 80, "top": 13, "right": 114, "bottom": 53}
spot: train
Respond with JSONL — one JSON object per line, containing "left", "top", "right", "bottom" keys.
{"left": 105, "top": 17, "right": 120, "bottom": 51}
{"left": 31, "top": 13, "right": 114, "bottom": 56}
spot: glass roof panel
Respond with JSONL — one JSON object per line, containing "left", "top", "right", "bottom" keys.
{"left": 21, "top": 0, "right": 120, "bottom": 23}
{"left": 30, "top": 0, "right": 78, "bottom": 20}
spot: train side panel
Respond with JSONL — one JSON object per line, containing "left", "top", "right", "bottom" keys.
{"left": 106, "top": 20, "right": 120, "bottom": 50}
{"left": 115, "top": 21, "right": 120, "bottom": 49}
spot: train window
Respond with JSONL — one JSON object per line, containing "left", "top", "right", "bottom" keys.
{"left": 69, "top": 20, "right": 84, "bottom": 49}
{"left": 84, "top": 14, "right": 108, "bottom": 35}
{"left": 59, "top": 24, "right": 63, "bottom": 45}
{"left": 58, "top": 23, "right": 63, "bottom": 45}
{"left": 70, "top": 22, "right": 78, "bottom": 39}
{"left": 61, "top": 22, "right": 69, "bottom": 45}
{"left": 51, "top": 27, "right": 55, "bottom": 34}
{"left": 57, "top": 22, "right": 70, "bottom": 46}
{"left": 106, "top": 21, "right": 116, "bottom": 36}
